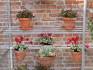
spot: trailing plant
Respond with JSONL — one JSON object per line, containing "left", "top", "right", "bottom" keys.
{"left": 88, "top": 18, "right": 93, "bottom": 39}
{"left": 37, "top": 46, "right": 56, "bottom": 57}
{"left": 60, "top": 9, "right": 77, "bottom": 18}
{"left": 16, "top": 9, "right": 34, "bottom": 18}
{"left": 66, "top": 35, "right": 81, "bottom": 52}
{"left": 37, "top": 33, "right": 54, "bottom": 45}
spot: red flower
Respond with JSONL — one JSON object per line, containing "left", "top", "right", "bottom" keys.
{"left": 67, "top": 38, "right": 72, "bottom": 44}
{"left": 66, "top": 36, "right": 79, "bottom": 46}
{"left": 72, "top": 36, "right": 79, "bottom": 45}
{"left": 48, "top": 33, "right": 52, "bottom": 36}
{"left": 15, "top": 36, "right": 23, "bottom": 44}
{"left": 40, "top": 33, "right": 52, "bottom": 37}
{"left": 40, "top": 33, "right": 44, "bottom": 37}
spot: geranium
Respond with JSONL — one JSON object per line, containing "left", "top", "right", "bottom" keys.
{"left": 66, "top": 35, "right": 81, "bottom": 52}
{"left": 15, "top": 36, "right": 24, "bottom": 44}
{"left": 37, "top": 33, "right": 54, "bottom": 45}
{"left": 14, "top": 36, "right": 28, "bottom": 51}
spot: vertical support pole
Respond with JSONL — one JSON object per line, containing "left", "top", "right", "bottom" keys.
{"left": 82, "top": 0, "right": 87, "bottom": 70}
{"left": 63, "top": 0, "right": 67, "bottom": 9}
{"left": 7, "top": 0, "right": 13, "bottom": 70}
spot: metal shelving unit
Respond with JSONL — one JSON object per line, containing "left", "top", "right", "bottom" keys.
{"left": 4, "top": 0, "right": 88, "bottom": 70}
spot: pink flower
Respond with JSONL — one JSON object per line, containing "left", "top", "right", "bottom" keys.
{"left": 85, "top": 44, "right": 90, "bottom": 48}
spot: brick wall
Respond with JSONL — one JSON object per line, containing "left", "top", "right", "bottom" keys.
{"left": 0, "top": 0, "right": 93, "bottom": 70}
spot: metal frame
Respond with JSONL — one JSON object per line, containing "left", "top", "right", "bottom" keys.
{"left": 7, "top": 0, "right": 13, "bottom": 70}
{"left": 82, "top": 0, "right": 87, "bottom": 70}
{"left": 6, "top": 0, "right": 88, "bottom": 70}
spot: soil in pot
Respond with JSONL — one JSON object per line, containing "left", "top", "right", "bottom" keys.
{"left": 15, "top": 51, "right": 26, "bottom": 61}
{"left": 63, "top": 18, "right": 76, "bottom": 30}
{"left": 40, "top": 0, "right": 56, "bottom": 4}
{"left": 40, "top": 42, "right": 52, "bottom": 45}
{"left": 19, "top": 18, "right": 33, "bottom": 30}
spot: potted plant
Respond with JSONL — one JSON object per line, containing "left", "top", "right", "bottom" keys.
{"left": 60, "top": 9, "right": 77, "bottom": 30}
{"left": 36, "top": 33, "right": 54, "bottom": 45}
{"left": 14, "top": 36, "right": 28, "bottom": 61}
{"left": 16, "top": 9, "right": 34, "bottom": 30}
{"left": 66, "top": 35, "right": 82, "bottom": 62}
{"left": 88, "top": 18, "right": 93, "bottom": 40}
{"left": 35, "top": 46, "right": 56, "bottom": 68}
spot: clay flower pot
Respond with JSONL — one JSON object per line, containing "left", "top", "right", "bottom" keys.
{"left": 88, "top": 2, "right": 93, "bottom": 8}
{"left": 35, "top": 56, "right": 55, "bottom": 67}
{"left": 63, "top": 17, "right": 76, "bottom": 30}
{"left": 71, "top": 52, "right": 81, "bottom": 62}
{"left": 19, "top": 18, "right": 32, "bottom": 30}
{"left": 15, "top": 51, "right": 26, "bottom": 61}
{"left": 65, "top": 0, "right": 83, "bottom": 4}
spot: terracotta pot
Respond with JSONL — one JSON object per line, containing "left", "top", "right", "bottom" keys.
{"left": 15, "top": 51, "right": 26, "bottom": 61}
{"left": 71, "top": 52, "right": 81, "bottom": 62}
{"left": 18, "top": 18, "right": 33, "bottom": 30}
{"left": 88, "top": 13, "right": 93, "bottom": 18}
{"left": 65, "top": 0, "right": 83, "bottom": 4}
{"left": 88, "top": 2, "right": 93, "bottom": 8}
{"left": 35, "top": 56, "right": 55, "bottom": 67}
{"left": 63, "top": 17, "right": 76, "bottom": 30}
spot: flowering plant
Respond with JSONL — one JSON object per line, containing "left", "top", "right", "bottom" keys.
{"left": 14, "top": 36, "right": 28, "bottom": 51}
{"left": 66, "top": 36, "right": 81, "bottom": 52}
{"left": 37, "top": 33, "right": 54, "bottom": 45}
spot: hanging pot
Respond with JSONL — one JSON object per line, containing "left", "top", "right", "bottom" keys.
{"left": 71, "top": 52, "right": 81, "bottom": 62}
{"left": 18, "top": 18, "right": 33, "bottom": 30}
{"left": 63, "top": 17, "right": 76, "bottom": 30}
{"left": 35, "top": 56, "right": 55, "bottom": 67}
{"left": 15, "top": 51, "right": 26, "bottom": 61}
